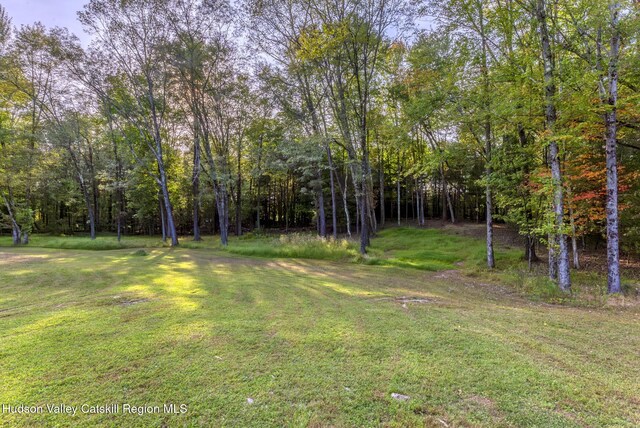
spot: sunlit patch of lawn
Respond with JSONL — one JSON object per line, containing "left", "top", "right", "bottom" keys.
{"left": 0, "top": 245, "right": 638, "bottom": 427}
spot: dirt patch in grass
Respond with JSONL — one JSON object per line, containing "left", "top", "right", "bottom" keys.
{"left": 395, "top": 297, "right": 434, "bottom": 303}
{"left": 110, "top": 296, "right": 150, "bottom": 306}
{"left": 0, "top": 251, "right": 52, "bottom": 265}
{"left": 464, "top": 395, "right": 502, "bottom": 418}
{"left": 605, "top": 294, "right": 640, "bottom": 308}
{"left": 434, "top": 270, "right": 459, "bottom": 279}
{"left": 369, "top": 296, "right": 436, "bottom": 304}
{"left": 120, "top": 298, "right": 150, "bottom": 306}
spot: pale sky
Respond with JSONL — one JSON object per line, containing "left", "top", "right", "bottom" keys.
{"left": 2, "top": 0, "right": 89, "bottom": 42}
{"left": 1, "top": 0, "right": 433, "bottom": 47}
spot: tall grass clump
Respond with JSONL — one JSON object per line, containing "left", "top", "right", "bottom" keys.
{"left": 222, "top": 233, "right": 358, "bottom": 260}
{"left": 0, "top": 235, "right": 167, "bottom": 250}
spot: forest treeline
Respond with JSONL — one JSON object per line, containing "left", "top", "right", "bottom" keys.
{"left": 0, "top": 0, "right": 638, "bottom": 293}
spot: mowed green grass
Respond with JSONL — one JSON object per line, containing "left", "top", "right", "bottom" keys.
{"left": 366, "top": 228, "right": 522, "bottom": 270}
{"left": 0, "top": 230, "right": 639, "bottom": 427}
{"left": 0, "top": 227, "right": 521, "bottom": 271}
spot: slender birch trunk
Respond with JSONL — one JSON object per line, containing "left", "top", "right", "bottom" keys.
{"left": 604, "top": 1, "right": 621, "bottom": 293}
{"left": 537, "top": 0, "right": 570, "bottom": 291}
{"left": 478, "top": 1, "right": 495, "bottom": 268}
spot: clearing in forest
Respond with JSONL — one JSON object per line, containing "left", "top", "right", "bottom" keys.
{"left": 0, "top": 230, "right": 638, "bottom": 427}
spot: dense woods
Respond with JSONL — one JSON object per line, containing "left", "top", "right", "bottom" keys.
{"left": 1, "top": 0, "right": 639, "bottom": 293}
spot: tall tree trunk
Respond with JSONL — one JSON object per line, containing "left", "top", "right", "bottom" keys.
{"left": 441, "top": 174, "right": 447, "bottom": 222}
{"left": 446, "top": 188, "right": 455, "bottom": 224}
{"left": 440, "top": 164, "right": 455, "bottom": 223}
{"left": 193, "top": 134, "right": 201, "bottom": 241}
{"left": 116, "top": 199, "right": 122, "bottom": 242}
{"left": 212, "top": 195, "right": 217, "bottom": 235}
{"left": 359, "top": 168, "right": 368, "bottom": 254}
{"left": 417, "top": 181, "right": 422, "bottom": 226}
{"left": 74, "top": 170, "right": 97, "bottom": 241}
{"left": 236, "top": 140, "right": 242, "bottom": 237}
{"left": 359, "top": 115, "right": 371, "bottom": 252}
{"left": 379, "top": 149, "right": 385, "bottom": 227}
{"left": 604, "top": 1, "right": 621, "bottom": 293}
{"left": 420, "top": 183, "right": 428, "bottom": 226}
{"left": 339, "top": 166, "right": 351, "bottom": 237}
{"left": 12, "top": 224, "right": 20, "bottom": 245}
{"left": 405, "top": 178, "right": 409, "bottom": 223}
{"left": 420, "top": 184, "right": 424, "bottom": 225}
{"left": 84, "top": 190, "right": 96, "bottom": 240}
{"left": 3, "top": 193, "right": 22, "bottom": 245}
{"left": 66, "top": 143, "right": 97, "bottom": 240}
{"left": 256, "top": 181, "right": 261, "bottom": 231}
{"left": 88, "top": 144, "right": 99, "bottom": 234}
{"left": 537, "top": 0, "right": 570, "bottom": 291}
{"left": 525, "top": 234, "right": 538, "bottom": 271}
{"left": 568, "top": 199, "right": 580, "bottom": 269}
{"left": 159, "top": 168, "right": 178, "bottom": 246}
{"left": 548, "top": 232, "right": 558, "bottom": 280}
{"left": 92, "top": 181, "right": 99, "bottom": 234}
{"left": 485, "top": 169, "right": 495, "bottom": 267}
{"left": 366, "top": 164, "right": 377, "bottom": 235}
{"left": 109, "top": 118, "right": 124, "bottom": 242}
{"left": 317, "top": 181, "right": 327, "bottom": 238}
{"left": 21, "top": 105, "right": 37, "bottom": 246}
{"left": 256, "top": 135, "right": 263, "bottom": 230}
{"left": 355, "top": 189, "right": 360, "bottom": 235}
{"left": 415, "top": 180, "right": 421, "bottom": 226}
{"left": 482, "top": 45, "right": 496, "bottom": 268}
{"left": 160, "top": 192, "right": 167, "bottom": 243}
{"left": 217, "top": 187, "right": 229, "bottom": 246}
{"left": 285, "top": 176, "right": 289, "bottom": 231}
{"left": 149, "top": 82, "right": 178, "bottom": 246}
{"left": 327, "top": 146, "right": 338, "bottom": 239}
{"left": 413, "top": 185, "right": 417, "bottom": 223}
{"left": 397, "top": 174, "right": 401, "bottom": 226}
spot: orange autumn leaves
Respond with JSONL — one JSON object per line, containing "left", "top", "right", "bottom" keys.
{"left": 527, "top": 146, "right": 637, "bottom": 238}
{"left": 566, "top": 151, "right": 637, "bottom": 235}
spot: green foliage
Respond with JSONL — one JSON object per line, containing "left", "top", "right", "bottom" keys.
{"left": 490, "top": 133, "right": 544, "bottom": 239}
{"left": 15, "top": 207, "right": 34, "bottom": 234}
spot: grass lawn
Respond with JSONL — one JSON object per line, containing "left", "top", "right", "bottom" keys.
{"left": 0, "top": 227, "right": 522, "bottom": 269}
{"left": 0, "top": 228, "right": 638, "bottom": 426}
